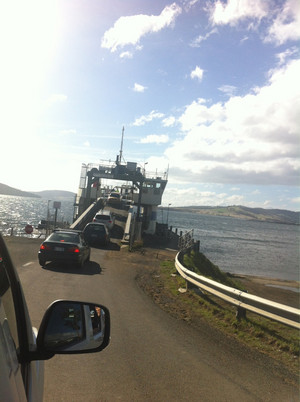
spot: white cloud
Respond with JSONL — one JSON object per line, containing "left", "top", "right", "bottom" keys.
{"left": 240, "top": 35, "right": 249, "bottom": 43}
{"left": 163, "top": 58, "right": 300, "bottom": 187}
{"left": 133, "top": 110, "right": 165, "bottom": 126}
{"left": 101, "top": 3, "right": 182, "bottom": 52}
{"left": 160, "top": 186, "right": 247, "bottom": 207}
{"left": 132, "top": 83, "right": 147, "bottom": 93}
{"left": 264, "top": 0, "right": 300, "bottom": 45}
{"left": 262, "top": 200, "right": 271, "bottom": 207}
{"left": 179, "top": 98, "right": 224, "bottom": 130}
{"left": 139, "top": 134, "right": 169, "bottom": 144}
{"left": 291, "top": 196, "right": 300, "bottom": 205}
{"left": 207, "top": 0, "right": 300, "bottom": 46}
{"left": 182, "top": 0, "right": 201, "bottom": 12}
{"left": 275, "top": 47, "right": 298, "bottom": 66}
{"left": 190, "top": 66, "right": 204, "bottom": 82}
{"left": 162, "top": 116, "right": 176, "bottom": 127}
{"left": 218, "top": 85, "right": 237, "bottom": 97}
{"left": 209, "top": 0, "right": 268, "bottom": 26}
{"left": 190, "top": 28, "right": 218, "bottom": 47}
{"left": 120, "top": 51, "right": 133, "bottom": 59}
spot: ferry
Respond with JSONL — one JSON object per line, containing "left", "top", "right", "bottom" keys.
{"left": 73, "top": 159, "right": 168, "bottom": 235}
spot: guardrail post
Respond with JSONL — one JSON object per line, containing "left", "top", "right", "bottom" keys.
{"left": 236, "top": 306, "right": 247, "bottom": 320}
{"left": 194, "top": 240, "right": 200, "bottom": 253}
{"left": 186, "top": 279, "right": 197, "bottom": 291}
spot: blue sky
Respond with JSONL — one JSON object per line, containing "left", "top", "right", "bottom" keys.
{"left": 1, "top": 0, "right": 299, "bottom": 210}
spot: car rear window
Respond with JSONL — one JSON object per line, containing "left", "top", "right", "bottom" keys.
{"left": 91, "top": 225, "right": 105, "bottom": 232}
{"left": 49, "top": 233, "right": 80, "bottom": 243}
{"left": 96, "top": 215, "right": 110, "bottom": 220}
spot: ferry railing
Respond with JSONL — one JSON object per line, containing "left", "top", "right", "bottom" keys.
{"left": 175, "top": 251, "right": 300, "bottom": 330}
{"left": 178, "top": 229, "right": 194, "bottom": 251}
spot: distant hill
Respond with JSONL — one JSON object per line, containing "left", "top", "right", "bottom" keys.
{"left": 33, "top": 190, "right": 76, "bottom": 201}
{"left": 0, "top": 183, "right": 40, "bottom": 198}
{"left": 0, "top": 183, "right": 75, "bottom": 201}
{"left": 171, "top": 205, "right": 300, "bottom": 225}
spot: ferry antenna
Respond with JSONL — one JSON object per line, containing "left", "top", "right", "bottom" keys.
{"left": 119, "top": 126, "right": 124, "bottom": 164}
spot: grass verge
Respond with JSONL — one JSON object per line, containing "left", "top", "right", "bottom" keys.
{"left": 138, "top": 250, "right": 300, "bottom": 377}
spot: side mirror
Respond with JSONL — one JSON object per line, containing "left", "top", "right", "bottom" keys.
{"left": 36, "top": 300, "right": 110, "bottom": 356}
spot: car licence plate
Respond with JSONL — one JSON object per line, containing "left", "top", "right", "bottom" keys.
{"left": 54, "top": 247, "right": 64, "bottom": 251}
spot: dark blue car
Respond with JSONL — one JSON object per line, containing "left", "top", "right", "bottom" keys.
{"left": 38, "top": 229, "right": 90, "bottom": 268}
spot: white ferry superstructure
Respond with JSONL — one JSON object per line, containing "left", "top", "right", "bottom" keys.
{"left": 73, "top": 160, "right": 168, "bottom": 235}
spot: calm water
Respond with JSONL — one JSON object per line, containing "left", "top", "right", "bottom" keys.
{"left": 159, "top": 209, "right": 299, "bottom": 282}
{"left": 0, "top": 195, "right": 299, "bottom": 281}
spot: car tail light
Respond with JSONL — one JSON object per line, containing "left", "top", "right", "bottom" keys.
{"left": 40, "top": 244, "right": 51, "bottom": 251}
{"left": 68, "top": 246, "right": 80, "bottom": 253}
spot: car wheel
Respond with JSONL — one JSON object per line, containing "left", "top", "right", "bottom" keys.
{"left": 39, "top": 258, "right": 46, "bottom": 267}
{"left": 86, "top": 251, "right": 90, "bottom": 262}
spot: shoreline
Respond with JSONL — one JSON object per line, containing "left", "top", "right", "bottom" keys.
{"left": 232, "top": 273, "right": 299, "bottom": 292}
{"left": 141, "top": 238, "right": 300, "bottom": 309}
{"left": 231, "top": 273, "right": 299, "bottom": 308}
{"left": 3, "top": 234, "right": 300, "bottom": 308}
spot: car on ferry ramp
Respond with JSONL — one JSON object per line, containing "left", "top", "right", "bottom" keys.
{"left": 107, "top": 191, "right": 122, "bottom": 207}
{"left": 0, "top": 233, "right": 110, "bottom": 402}
{"left": 83, "top": 222, "right": 110, "bottom": 247}
{"left": 92, "top": 209, "right": 115, "bottom": 231}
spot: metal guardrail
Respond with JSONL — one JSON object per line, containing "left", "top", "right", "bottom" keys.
{"left": 175, "top": 251, "right": 300, "bottom": 330}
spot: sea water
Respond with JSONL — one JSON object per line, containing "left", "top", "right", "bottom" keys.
{"left": 160, "top": 209, "right": 299, "bottom": 282}
{"left": 0, "top": 195, "right": 74, "bottom": 237}
{"left": 0, "top": 195, "right": 299, "bottom": 281}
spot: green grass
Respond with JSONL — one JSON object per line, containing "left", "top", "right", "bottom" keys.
{"left": 156, "top": 255, "right": 300, "bottom": 375}
{"left": 182, "top": 250, "right": 245, "bottom": 289}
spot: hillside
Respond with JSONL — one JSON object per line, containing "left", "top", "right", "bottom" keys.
{"left": 1, "top": 183, "right": 298, "bottom": 224}
{"left": 171, "top": 205, "right": 300, "bottom": 225}
{"left": 0, "top": 183, "right": 40, "bottom": 198}
{"left": 33, "top": 190, "right": 76, "bottom": 201}
{"left": 0, "top": 183, "right": 75, "bottom": 201}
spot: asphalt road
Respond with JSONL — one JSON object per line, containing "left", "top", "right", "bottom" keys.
{"left": 6, "top": 236, "right": 299, "bottom": 402}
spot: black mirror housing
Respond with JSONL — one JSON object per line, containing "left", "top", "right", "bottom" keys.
{"left": 36, "top": 300, "right": 110, "bottom": 357}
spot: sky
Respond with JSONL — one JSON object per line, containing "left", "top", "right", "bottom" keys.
{"left": 0, "top": 0, "right": 299, "bottom": 210}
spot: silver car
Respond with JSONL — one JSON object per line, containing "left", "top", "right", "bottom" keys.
{"left": 93, "top": 210, "right": 115, "bottom": 231}
{"left": 0, "top": 233, "right": 110, "bottom": 401}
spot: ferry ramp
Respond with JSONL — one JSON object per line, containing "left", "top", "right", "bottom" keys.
{"left": 70, "top": 199, "right": 104, "bottom": 230}
{"left": 71, "top": 201, "right": 131, "bottom": 244}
